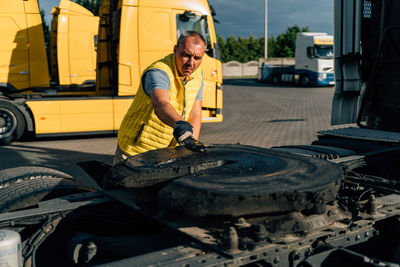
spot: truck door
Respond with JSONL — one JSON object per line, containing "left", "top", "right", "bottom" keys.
{"left": 173, "top": 10, "right": 223, "bottom": 122}
{"left": 51, "top": 0, "right": 99, "bottom": 86}
{"left": 331, "top": 0, "right": 362, "bottom": 125}
{"left": 0, "top": 1, "right": 30, "bottom": 90}
{"left": 138, "top": 6, "right": 174, "bottom": 76}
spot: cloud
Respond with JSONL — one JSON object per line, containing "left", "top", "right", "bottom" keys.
{"left": 208, "top": 0, "right": 333, "bottom": 38}
{"left": 39, "top": 0, "right": 333, "bottom": 39}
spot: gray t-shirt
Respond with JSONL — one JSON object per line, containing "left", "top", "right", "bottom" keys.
{"left": 142, "top": 69, "right": 203, "bottom": 100}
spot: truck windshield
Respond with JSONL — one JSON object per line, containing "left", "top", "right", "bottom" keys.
{"left": 176, "top": 13, "right": 211, "bottom": 52}
{"left": 315, "top": 45, "right": 333, "bottom": 59}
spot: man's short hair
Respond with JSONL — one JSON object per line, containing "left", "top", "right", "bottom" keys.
{"left": 177, "top": 31, "right": 206, "bottom": 48}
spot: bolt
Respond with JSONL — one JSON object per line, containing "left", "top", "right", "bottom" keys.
{"left": 227, "top": 227, "right": 239, "bottom": 253}
{"left": 274, "top": 257, "right": 279, "bottom": 264}
{"left": 355, "top": 235, "right": 361, "bottom": 241}
{"left": 84, "top": 241, "right": 97, "bottom": 263}
{"left": 374, "top": 229, "right": 380, "bottom": 237}
{"left": 254, "top": 224, "right": 268, "bottom": 242}
{"left": 366, "top": 195, "right": 377, "bottom": 215}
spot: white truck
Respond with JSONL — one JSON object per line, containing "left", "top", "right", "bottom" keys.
{"left": 260, "top": 32, "right": 335, "bottom": 86}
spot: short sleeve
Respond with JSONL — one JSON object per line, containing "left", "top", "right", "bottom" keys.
{"left": 196, "top": 70, "right": 204, "bottom": 101}
{"left": 142, "top": 69, "right": 170, "bottom": 96}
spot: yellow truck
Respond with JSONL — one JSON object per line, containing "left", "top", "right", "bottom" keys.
{"left": 49, "top": 0, "right": 99, "bottom": 87}
{"left": 0, "top": 0, "right": 223, "bottom": 145}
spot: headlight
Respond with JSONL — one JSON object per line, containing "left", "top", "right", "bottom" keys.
{"left": 318, "top": 73, "right": 327, "bottom": 81}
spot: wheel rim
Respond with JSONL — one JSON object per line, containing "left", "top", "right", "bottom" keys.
{"left": 0, "top": 108, "right": 17, "bottom": 139}
{"left": 302, "top": 76, "right": 310, "bottom": 85}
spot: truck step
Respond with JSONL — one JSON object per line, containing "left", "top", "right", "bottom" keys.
{"left": 318, "top": 127, "right": 400, "bottom": 143}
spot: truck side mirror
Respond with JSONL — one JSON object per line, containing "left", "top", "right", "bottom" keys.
{"left": 179, "top": 11, "right": 196, "bottom": 22}
{"left": 307, "top": 47, "right": 315, "bottom": 58}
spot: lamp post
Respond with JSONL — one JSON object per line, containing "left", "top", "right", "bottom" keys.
{"left": 264, "top": 0, "right": 268, "bottom": 59}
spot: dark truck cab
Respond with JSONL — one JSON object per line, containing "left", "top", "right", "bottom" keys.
{"left": 1, "top": 0, "right": 400, "bottom": 266}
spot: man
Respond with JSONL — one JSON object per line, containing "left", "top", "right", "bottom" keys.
{"left": 114, "top": 31, "right": 206, "bottom": 164}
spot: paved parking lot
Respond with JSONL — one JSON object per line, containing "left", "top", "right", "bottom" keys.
{"left": 0, "top": 79, "right": 351, "bottom": 185}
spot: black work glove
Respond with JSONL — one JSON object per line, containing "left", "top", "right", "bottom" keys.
{"left": 183, "top": 137, "right": 206, "bottom": 153}
{"left": 173, "top": 120, "right": 193, "bottom": 144}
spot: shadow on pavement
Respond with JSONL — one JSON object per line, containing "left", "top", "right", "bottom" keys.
{"left": 222, "top": 78, "right": 333, "bottom": 88}
{"left": 20, "top": 133, "right": 117, "bottom": 143}
{"left": 222, "top": 78, "right": 305, "bottom": 88}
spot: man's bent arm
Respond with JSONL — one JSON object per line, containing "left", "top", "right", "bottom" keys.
{"left": 188, "top": 100, "right": 202, "bottom": 140}
{"left": 151, "top": 89, "right": 183, "bottom": 127}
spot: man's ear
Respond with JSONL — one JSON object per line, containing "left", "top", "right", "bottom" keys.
{"left": 173, "top": 45, "right": 178, "bottom": 53}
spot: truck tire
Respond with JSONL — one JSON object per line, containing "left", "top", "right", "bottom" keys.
{"left": 0, "top": 166, "right": 73, "bottom": 190}
{"left": 0, "top": 177, "right": 93, "bottom": 212}
{"left": 301, "top": 74, "right": 310, "bottom": 86}
{"left": 272, "top": 74, "right": 280, "bottom": 84}
{"left": 0, "top": 101, "right": 26, "bottom": 145}
{"left": 109, "top": 144, "right": 343, "bottom": 217}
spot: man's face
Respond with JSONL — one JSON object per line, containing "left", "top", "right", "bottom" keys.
{"left": 174, "top": 36, "right": 206, "bottom": 77}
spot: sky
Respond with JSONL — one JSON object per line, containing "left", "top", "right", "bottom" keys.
{"left": 38, "top": 0, "right": 333, "bottom": 38}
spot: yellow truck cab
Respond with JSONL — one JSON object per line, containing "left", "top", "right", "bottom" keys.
{"left": 49, "top": 0, "right": 99, "bottom": 87}
{"left": 0, "top": 0, "right": 222, "bottom": 145}
{"left": 0, "top": 0, "right": 49, "bottom": 90}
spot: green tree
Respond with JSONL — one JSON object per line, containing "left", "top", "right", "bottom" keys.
{"left": 216, "top": 35, "right": 227, "bottom": 62}
{"left": 75, "top": 0, "right": 100, "bottom": 15}
{"left": 267, "top": 36, "right": 277, "bottom": 58}
{"left": 215, "top": 24, "right": 309, "bottom": 62}
{"left": 217, "top": 35, "right": 266, "bottom": 63}
{"left": 274, "top": 25, "right": 309, "bottom": 57}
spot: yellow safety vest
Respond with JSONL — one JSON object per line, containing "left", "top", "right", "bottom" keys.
{"left": 117, "top": 53, "right": 202, "bottom": 156}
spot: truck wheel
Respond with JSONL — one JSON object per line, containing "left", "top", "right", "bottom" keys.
{"left": 272, "top": 74, "right": 280, "bottom": 84}
{"left": 301, "top": 75, "right": 310, "bottom": 86}
{"left": 0, "top": 166, "right": 73, "bottom": 190}
{"left": 0, "top": 178, "right": 94, "bottom": 212}
{"left": 0, "top": 101, "right": 26, "bottom": 145}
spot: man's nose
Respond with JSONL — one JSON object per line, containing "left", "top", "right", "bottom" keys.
{"left": 187, "top": 56, "right": 195, "bottom": 65}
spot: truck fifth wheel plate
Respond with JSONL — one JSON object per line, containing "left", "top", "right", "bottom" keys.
{"left": 109, "top": 144, "right": 343, "bottom": 217}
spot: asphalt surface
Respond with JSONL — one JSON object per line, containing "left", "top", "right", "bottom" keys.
{"left": 0, "top": 79, "right": 352, "bottom": 186}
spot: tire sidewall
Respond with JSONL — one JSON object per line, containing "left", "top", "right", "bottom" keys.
{"left": 0, "top": 178, "right": 92, "bottom": 212}
{"left": 301, "top": 75, "right": 310, "bottom": 86}
{"left": 0, "top": 166, "right": 73, "bottom": 190}
{"left": 0, "top": 101, "right": 26, "bottom": 145}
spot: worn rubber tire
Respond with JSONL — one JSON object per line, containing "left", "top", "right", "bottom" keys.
{"left": 0, "top": 178, "right": 93, "bottom": 212}
{"left": 0, "top": 166, "right": 73, "bottom": 190}
{"left": 0, "top": 101, "right": 26, "bottom": 145}
{"left": 109, "top": 144, "right": 343, "bottom": 217}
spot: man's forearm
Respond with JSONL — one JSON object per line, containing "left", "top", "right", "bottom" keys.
{"left": 188, "top": 100, "right": 202, "bottom": 140}
{"left": 153, "top": 101, "right": 183, "bottom": 128}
